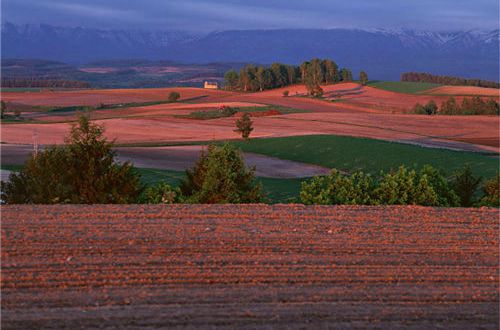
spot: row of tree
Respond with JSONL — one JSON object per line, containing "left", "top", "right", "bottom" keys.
{"left": 401, "top": 72, "right": 500, "bottom": 89}
{"left": 301, "top": 166, "right": 498, "bottom": 207}
{"left": 224, "top": 59, "right": 362, "bottom": 95}
{"left": 1, "top": 78, "right": 91, "bottom": 88}
{"left": 414, "top": 97, "right": 499, "bottom": 115}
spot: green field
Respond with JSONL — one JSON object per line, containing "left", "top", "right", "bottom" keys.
{"left": 136, "top": 168, "right": 302, "bottom": 203}
{"left": 368, "top": 81, "right": 441, "bottom": 94}
{"left": 229, "top": 135, "right": 499, "bottom": 178}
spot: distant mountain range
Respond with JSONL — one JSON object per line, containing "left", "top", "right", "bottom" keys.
{"left": 2, "top": 22, "right": 499, "bottom": 81}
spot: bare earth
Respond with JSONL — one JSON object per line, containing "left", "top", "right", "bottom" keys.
{"left": 0, "top": 144, "right": 330, "bottom": 178}
{"left": 2, "top": 205, "right": 498, "bottom": 329}
{"left": 1, "top": 84, "right": 499, "bottom": 153}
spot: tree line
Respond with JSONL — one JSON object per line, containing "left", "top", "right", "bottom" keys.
{"left": 1, "top": 78, "right": 91, "bottom": 88}
{"left": 413, "top": 96, "right": 499, "bottom": 115}
{"left": 224, "top": 58, "right": 360, "bottom": 96}
{"left": 401, "top": 72, "right": 500, "bottom": 89}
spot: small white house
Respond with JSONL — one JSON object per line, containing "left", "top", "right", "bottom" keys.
{"left": 204, "top": 81, "right": 218, "bottom": 89}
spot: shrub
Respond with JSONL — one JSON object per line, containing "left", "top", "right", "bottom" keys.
{"left": 300, "top": 165, "right": 456, "bottom": 207}
{"left": 139, "top": 182, "right": 182, "bottom": 204}
{"left": 451, "top": 164, "right": 482, "bottom": 207}
{"left": 1, "top": 114, "right": 142, "bottom": 204}
{"left": 440, "top": 97, "right": 459, "bottom": 115}
{"left": 479, "top": 173, "right": 499, "bottom": 207}
{"left": 282, "top": 90, "right": 290, "bottom": 97}
{"left": 359, "top": 71, "right": 368, "bottom": 85}
{"left": 180, "top": 144, "right": 263, "bottom": 203}
{"left": 424, "top": 100, "right": 438, "bottom": 115}
{"left": 300, "top": 169, "right": 375, "bottom": 205}
{"left": 413, "top": 103, "right": 426, "bottom": 114}
{"left": 168, "top": 91, "right": 181, "bottom": 102}
{"left": 234, "top": 112, "right": 254, "bottom": 140}
{"left": 0, "top": 100, "right": 5, "bottom": 119}
{"left": 219, "top": 105, "right": 236, "bottom": 116}
{"left": 375, "top": 166, "right": 438, "bottom": 206}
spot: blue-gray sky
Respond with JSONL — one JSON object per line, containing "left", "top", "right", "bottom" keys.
{"left": 2, "top": 0, "right": 499, "bottom": 31}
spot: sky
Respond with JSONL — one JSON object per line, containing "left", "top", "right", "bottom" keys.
{"left": 2, "top": 0, "right": 499, "bottom": 32}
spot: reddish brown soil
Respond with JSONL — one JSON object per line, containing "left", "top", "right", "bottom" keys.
{"left": 1, "top": 84, "right": 499, "bottom": 153}
{"left": 0, "top": 87, "right": 237, "bottom": 107}
{"left": 427, "top": 86, "right": 500, "bottom": 97}
{"left": 1, "top": 205, "right": 498, "bottom": 329}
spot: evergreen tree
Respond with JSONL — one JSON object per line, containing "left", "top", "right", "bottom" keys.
{"left": 234, "top": 113, "right": 254, "bottom": 140}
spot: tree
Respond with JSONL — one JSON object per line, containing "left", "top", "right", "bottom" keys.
{"left": 168, "top": 91, "right": 181, "bottom": 102}
{"left": 0, "top": 100, "right": 5, "bottom": 119}
{"left": 341, "top": 68, "right": 353, "bottom": 82}
{"left": 1, "top": 114, "right": 142, "bottom": 204}
{"left": 224, "top": 70, "right": 239, "bottom": 90}
{"left": 359, "top": 71, "right": 368, "bottom": 85}
{"left": 451, "top": 165, "right": 482, "bottom": 207}
{"left": 440, "top": 97, "right": 458, "bottom": 115}
{"left": 180, "top": 144, "right": 263, "bottom": 203}
{"left": 424, "top": 100, "right": 438, "bottom": 115}
{"left": 234, "top": 113, "right": 254, "bottom": 140}
{"left": 139, "top": 182, "right": 182, "bottom": 204}
{"left": 322, "top": 59, "right": 339, "bottom": 84}
{"left": 479, "top": 173, "right": 499, "bottom": 207}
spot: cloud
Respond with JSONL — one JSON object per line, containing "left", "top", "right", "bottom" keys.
{"left": 1, "top": 0, "right": 498, "bottom": 31}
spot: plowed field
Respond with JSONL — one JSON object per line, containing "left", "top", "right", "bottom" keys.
{"left": 2, "top": 205, "right": 498, "bottom": 329}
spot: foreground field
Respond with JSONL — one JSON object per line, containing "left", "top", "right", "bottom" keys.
{"left": 2, "top": 205, "right": 498, "bottom": 329}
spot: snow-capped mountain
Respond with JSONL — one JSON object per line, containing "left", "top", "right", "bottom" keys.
{"left": 2, "top": 22, "right": 498, "bottom": 80}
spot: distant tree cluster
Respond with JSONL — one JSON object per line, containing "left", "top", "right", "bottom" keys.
{"left": 224, "top": 58, "right": 355, "bottom": 96}
{"left": 401, "top": 72, "right": 500, "bottom": 89}
{"left": 413, "top": 97, "right": 499, "bottom": 115}
{"left": 1, "top": 78, "right": 91, "bottom": 88}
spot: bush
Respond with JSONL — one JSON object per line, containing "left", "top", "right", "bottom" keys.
{"left": 375, "top": 166, "right": 438, "bottom": 205}
{"left": 300, "top": 165, "right": 457, "bottom": 207}
{"left": 413, "top": 103, "right": 427, "bottom": 114}
{"left": 139, "top": 182, "right": 182, "bottom": 204}
{"left": 451, "top": 164, "right": 482, "bottom": 207}
{"left": 438, "top": 96, "right": 499, "bottom": 115}
{"left": 234, "top": 112, "right": 254, "bottom": 140}
{"left": 180, "top": 144, "right": 263, "bottom": 203}
{"left": 1, "top": 114, "right": 142, "bottom": 204}
{"left": 219, "top": 105, "right": 236, "bottom": 116}
{"left": 479, "top": 174, "right": 499, "bottom": 207}
{"left": 300, "top": 169, "right": 375, "bottom": 205}
{"left": 168, "top": 91, "right": 181, "bottom": 102}
{"left": 282, "top": 90, "right": 290, "bottom": 97}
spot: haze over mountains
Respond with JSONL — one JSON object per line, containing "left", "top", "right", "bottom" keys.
{"left": 2, "top": 22, "right": 499, "bottom": 81}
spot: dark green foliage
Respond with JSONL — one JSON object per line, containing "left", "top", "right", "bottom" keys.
{"left": 413, "top": 100, "right": 438, "bottom": 115}
{"left": 451, "top": 165, "right": 482, "bottom": 207}
{"left": 300, "top": 169, "right": 375, "bottom": 205}
{"left": 180, "top": 144, "right": 263, "bottom": 203}
{"left": 168, "top": 91, "right": 181, "bottom": 102}
{"left": 359, "top": 71, "right": 368, "bottom": 85}
{"left": 139, "top": 182, "right": 182, "bottom": 204}
{"left": 440, "top": 97, "right": 459, "bottom": 115}
{"left": 234, "top": 113, "right": 254, "bottom": 140}
{"left": 224, "top": 70, "right": 239, "bottom": 90}
{"left": 401, "top": 72, "right": 500, "bottom": 89}
{"left": 0, "top": 100, "right": 5, "bottom": 119}
{"left": 229, "top": 58, "right": 350, "bottom": 92}
{"left": 301, "top": 165, "right": 458, "bottom": 206}
{"left": 282, "top": 90, "right": 290, "bottom": 97}
{"left": 479, "top": 174, "right": 500, "bottom": 207}
{"left": 341, "top": 68, "right": 353, "bottom": 82}
{"left": 1, "top": 115, "right": 142, "bottom": 204}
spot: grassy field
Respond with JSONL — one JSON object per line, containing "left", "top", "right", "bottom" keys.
{"left": 136, "top": 168, "right": 302, "bottom": 203}
{"left": 230, "top": 135, "right": 499, "bottom": 178}
{"left": 368, "top": 81, "right": 441, "bottom": 94}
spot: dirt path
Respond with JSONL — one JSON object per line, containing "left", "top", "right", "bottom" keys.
{"left": 0, "top": 144, "right": 331, "bottom": 179}
{"left": 2, "top": 205, "right": 498, "bottom": 329}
